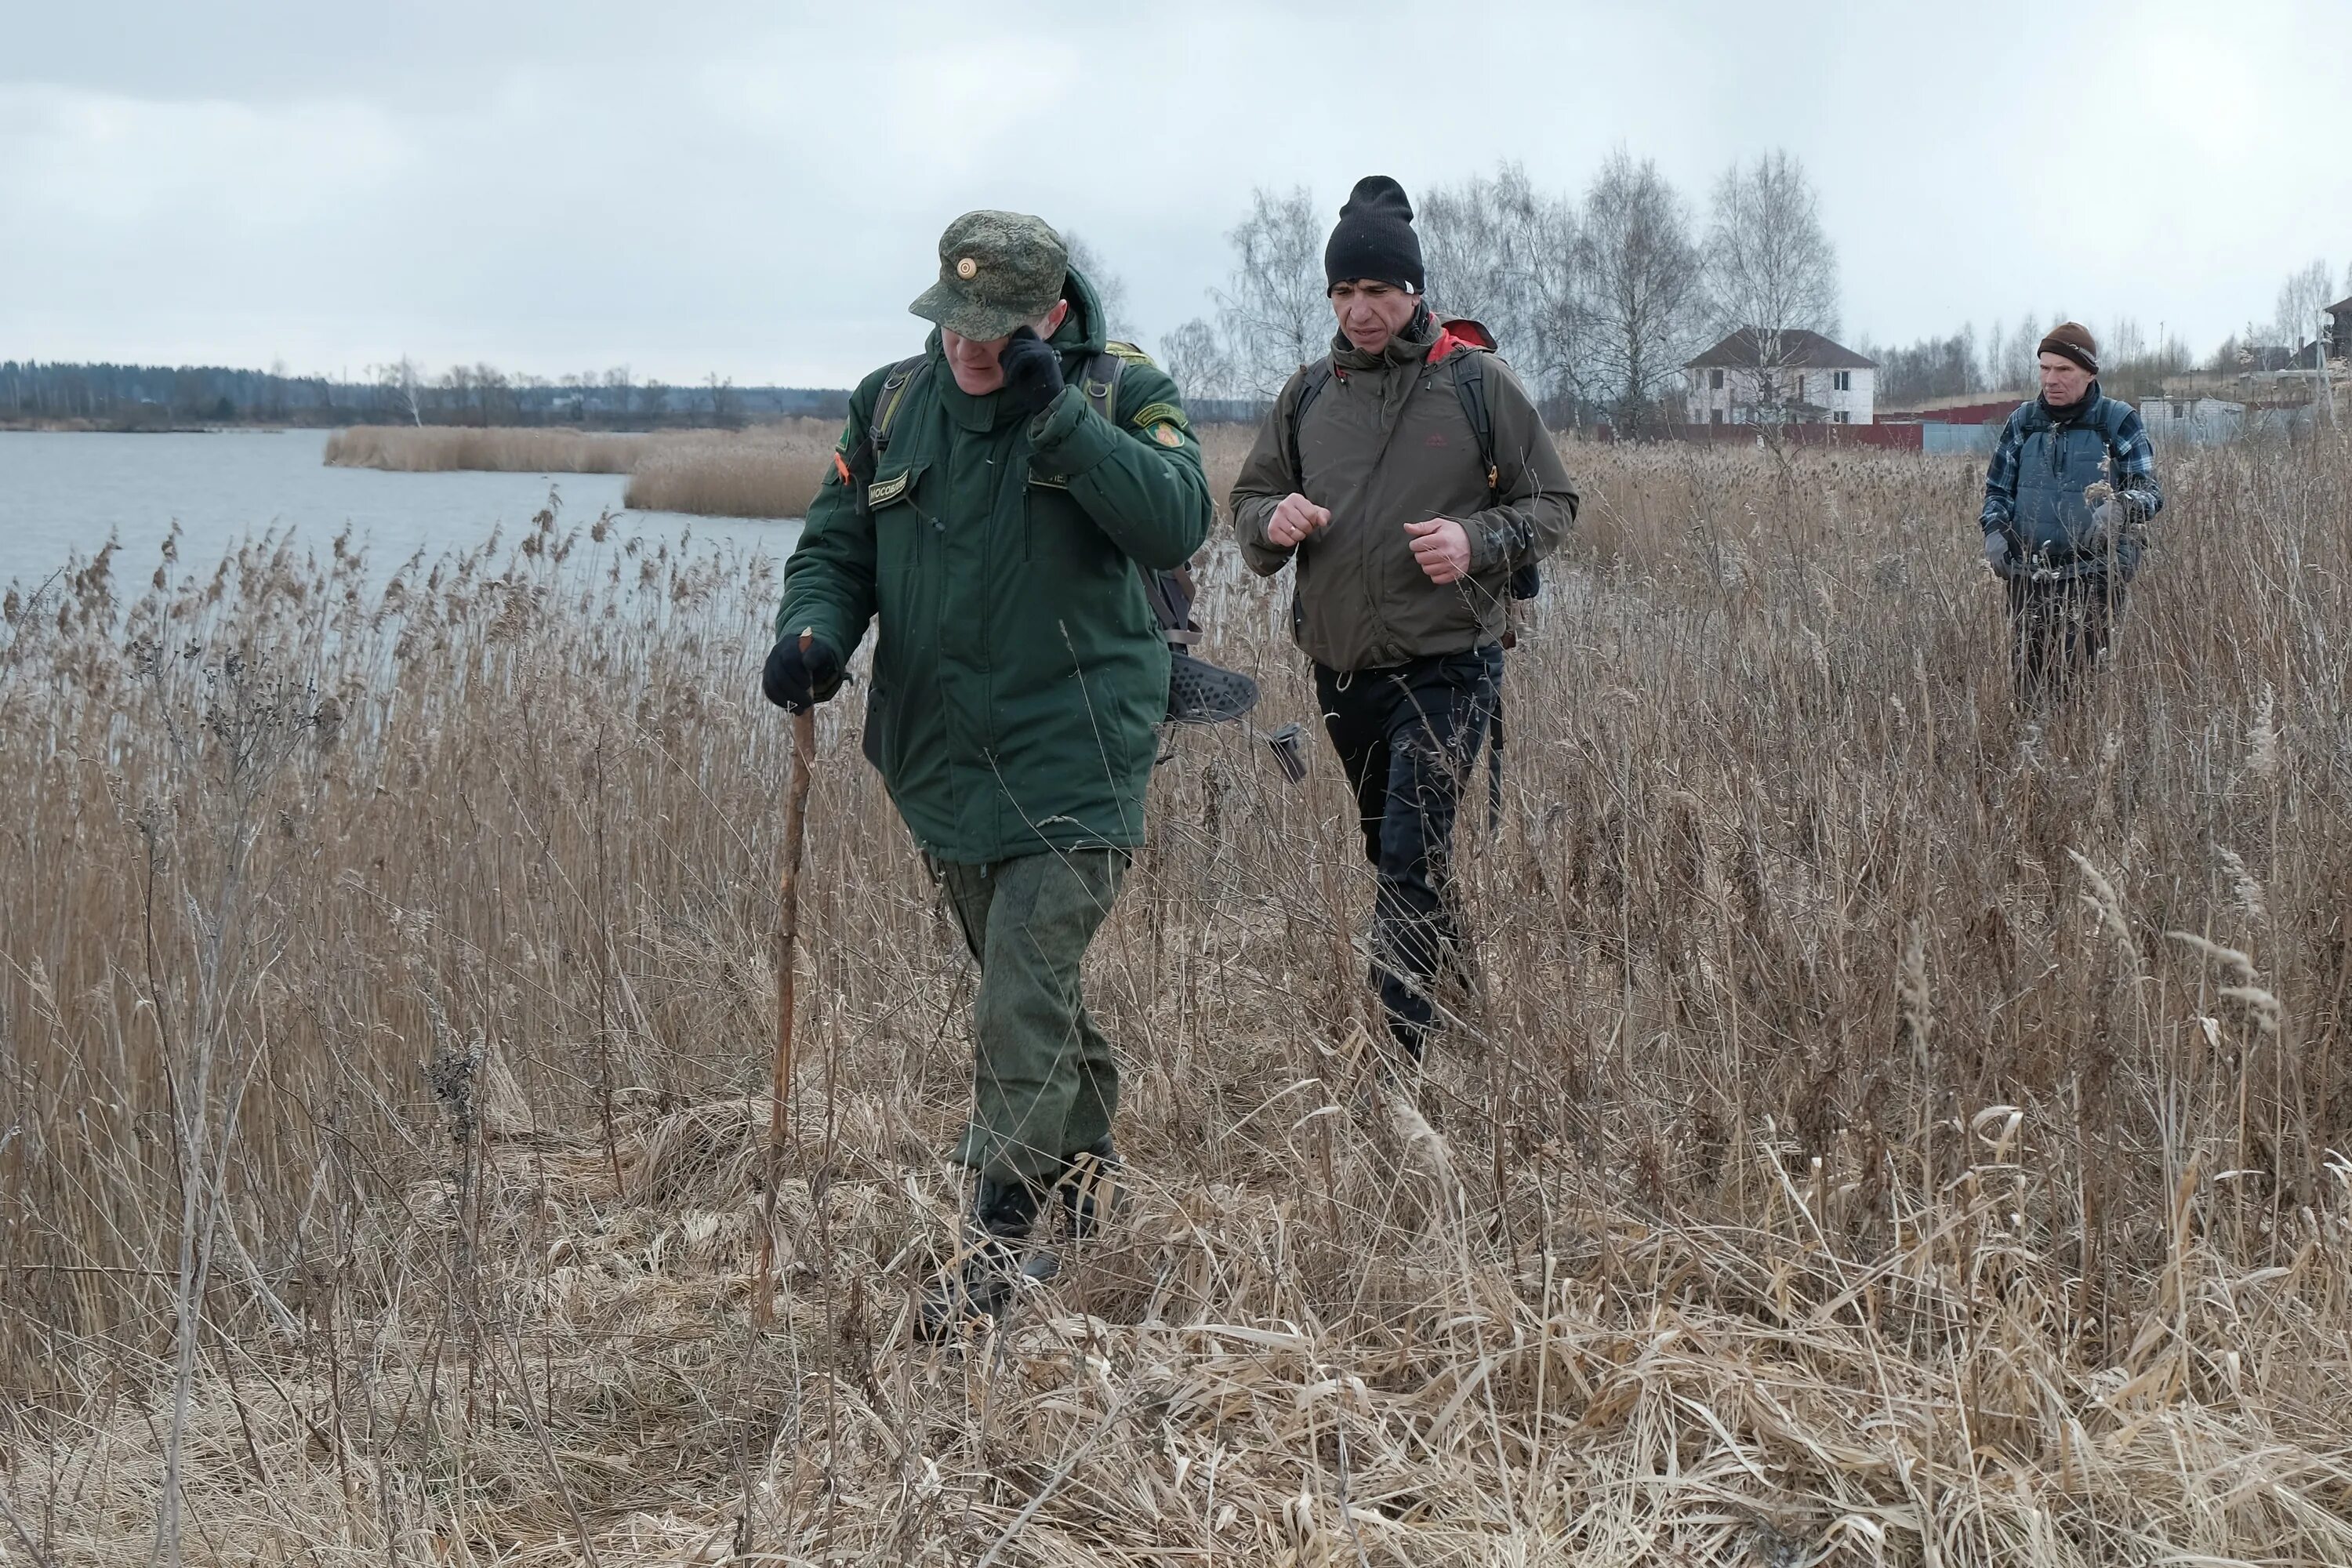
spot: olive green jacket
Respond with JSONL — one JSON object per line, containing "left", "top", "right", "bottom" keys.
{"left": 1229, "top": 311, "right": 1578, "bottom": 672}
{"left": 776, "top": 267, "right": 1213, "bottom": 864}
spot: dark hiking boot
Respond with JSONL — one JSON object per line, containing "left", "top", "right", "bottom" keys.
{"left": 918, "top": 1178, "right": 1058, "bottom": 1340}
{"left": 1167, "top": 652, "right": 1259, "bottom": 725}
{"left": 1056, "top": 1140, "right": 1123, "bottom": 1243}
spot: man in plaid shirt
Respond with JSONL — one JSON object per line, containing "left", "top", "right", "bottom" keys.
{"left": 1979, "top": 321, "right": 2162, "bottom": 699}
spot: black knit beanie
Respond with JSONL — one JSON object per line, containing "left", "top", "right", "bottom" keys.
{"left": 1324, "top": 175, "right": 1423, "bottom": 294}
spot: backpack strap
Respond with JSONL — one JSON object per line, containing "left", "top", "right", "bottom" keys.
{"left": 1447, "top": 350, "right": 1500, "bottom": 502}
{"left": 1081, "top": 347, "right": 1127, "bottom": 426}
{"left": 866, "top": 354, "right": 930, "bottom": 459}
{"left": 1283, "top": 358, "right": 1338, "bottom": 489}
{"left": 1073, "top": 343, "right": 1208, "bottom": 653}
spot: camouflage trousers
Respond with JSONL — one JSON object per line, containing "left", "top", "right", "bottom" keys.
{"left": 933, "top": 848, "right": 1128, "bottom": 1187}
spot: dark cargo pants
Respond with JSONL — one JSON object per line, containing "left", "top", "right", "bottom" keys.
{"left": 1315, "top": 645, "right": 1501, "bottom": 1054}
{"left": 934, "top": 849, "right": 1127, "bottom": 1187}
{"left": 2009, "top": 572, "right": 2125, "bottom": 701}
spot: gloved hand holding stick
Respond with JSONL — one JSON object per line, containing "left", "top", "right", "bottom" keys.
{"left": 753, "top": 631, "right": 820, "bottom": 1331}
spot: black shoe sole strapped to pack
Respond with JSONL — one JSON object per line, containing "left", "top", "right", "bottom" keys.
{"left": 1167, "top": 652, "right": 1259, "bottom": 725}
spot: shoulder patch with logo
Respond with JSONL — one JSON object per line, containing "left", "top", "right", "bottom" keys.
{"left": 1128, "top": 401, "right": 1187, "bottom": 433}
{"left": 867, "top": 470, "right": 913, "bottom": 506}
{"left": 1151, "top": 423, "right": 1183, "bottom": 448}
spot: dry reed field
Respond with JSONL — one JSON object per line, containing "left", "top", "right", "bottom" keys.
{"left": 5, "top": 437, "right": 2351, "bottom": 1566}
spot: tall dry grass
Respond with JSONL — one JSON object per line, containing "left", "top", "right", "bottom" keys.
{"left": 5, "top": 438, "right": 2352, "bottom": 1565}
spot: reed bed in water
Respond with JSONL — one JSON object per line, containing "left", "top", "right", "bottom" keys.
{"left": 615, "top": 419, "right": 1262, "bottom": 522}
{"left": 323, "top": 424, "right": 662, "bottom": 474}
{"left": 325, "top": 422, "right": 840, "bottom": 521}
{"left": 621, "top": 432, "right": 834, "bottom": 520}
{"left": 325, "top": 417, "right": 1255, "bottom": 523}
{"left": 5, "top": 439, "right": 2352, "bottom": 1564}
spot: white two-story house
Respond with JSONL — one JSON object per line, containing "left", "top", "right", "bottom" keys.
{"left": 1684, "top": 328, "right": 1878, "bottom": 426}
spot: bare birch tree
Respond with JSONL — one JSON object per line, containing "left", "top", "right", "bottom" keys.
{"left": 1213, "top": 186, "right": 1328, "bottom": 401}
{"left": 1703, "top": 151, "right": 1839, "bottom": 420}
{"left": 1576, "top": 151, "right": 1707, "bottom": 433}
{"left": 372, "top": 358, "right": 426, "bottom": 426}
{"left": 1159, "top": 317, "right": 1236, "bottom": 405}
{"left": 1421, "top": 163, "right": 1546, "bottom": 351}
{"left": 2275, "top": 259, "right": 2333, "bottom": 349}
{"left": 1062, "top": 230, "right": 1136, "bottom": 341}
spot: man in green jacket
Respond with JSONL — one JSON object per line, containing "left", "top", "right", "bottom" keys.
{"left": 764, "top": 211, "right": 1214, "bottom": 1333}
{"left": 1230, "top": 176, "right": 1578, "bottom": 1065}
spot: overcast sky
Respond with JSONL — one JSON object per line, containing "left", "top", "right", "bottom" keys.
{"left": 5, "top": 0, "right": 2346, "bottom": 387}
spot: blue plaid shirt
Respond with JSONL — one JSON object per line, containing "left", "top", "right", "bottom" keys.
{"left": 1980, "top": 390, "right": 2162, "bottom": 534}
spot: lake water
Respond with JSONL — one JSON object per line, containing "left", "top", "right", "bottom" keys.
{"left": 0, "top": 429, "right": 801, "bottom": 593}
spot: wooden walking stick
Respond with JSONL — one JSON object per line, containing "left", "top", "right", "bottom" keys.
{"left": 753, "top": 632, "right": 818, "bottom": 1332}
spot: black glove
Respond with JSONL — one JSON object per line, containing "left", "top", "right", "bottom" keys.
{"left": 762, "top": 633, "right": 842, "bottom": 713}
{"left": 999, "top": 325, "right": 1066, "bottom": 419}
{"left": 1982, "top": 531, "right": 2016, "bottom": 577}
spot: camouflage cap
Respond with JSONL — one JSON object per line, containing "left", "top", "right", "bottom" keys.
{"left": 907, "top": 210, "right": 1069, "bottom": 341}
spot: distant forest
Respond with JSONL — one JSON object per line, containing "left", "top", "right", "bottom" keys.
{"left": 0, "top": 361, "right": 851, "bottom": 430}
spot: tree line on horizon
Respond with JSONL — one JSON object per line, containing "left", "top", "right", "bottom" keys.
{"left": 0, "top": 360, "right": 848, "bottom": 430}
{"left": 1142, "top": 155, "right": 2352, "bottom": 427}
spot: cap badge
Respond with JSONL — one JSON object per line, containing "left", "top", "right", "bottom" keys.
{"left": 956, "top": 257, "right": 978, "bottom": 280}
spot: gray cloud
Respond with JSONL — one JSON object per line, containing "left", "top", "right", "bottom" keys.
{"left": 5, "top": 0, "right": 2343, "bottom": 386}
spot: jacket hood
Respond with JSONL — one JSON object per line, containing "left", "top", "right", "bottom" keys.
{"left": 1051, "top": 263, "right": 1110, "bottom": 355}
{"left": 1428, "top": 314, "right": 1496, "bottom": 361}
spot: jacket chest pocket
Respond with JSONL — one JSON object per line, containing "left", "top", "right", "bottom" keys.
{"left": 1025, "top": 471, "right": 1109, "bottom": 570}
{"left": 869, "top": 456, "right": 931, "bottom": 517}
{"left": 869, "top": 458, "right": 935, "bottom": 596}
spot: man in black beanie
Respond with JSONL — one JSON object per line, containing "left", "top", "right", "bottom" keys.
{"left": 1230, "top": 176, "right": 1579, "bottom": 1066}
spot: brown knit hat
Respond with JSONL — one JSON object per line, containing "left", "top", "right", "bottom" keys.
{"left": 2038, "top": 321, "right": 2099, "bottom": 375}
